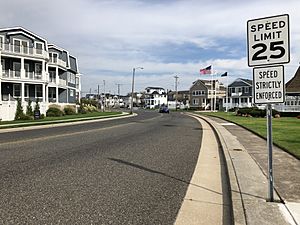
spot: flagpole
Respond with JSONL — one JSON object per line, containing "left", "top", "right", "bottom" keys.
{"left": 211, "top": 68, "right": 213, "bottom": 112}
{"left": 226, "top": 73, "right": 228, "bottom": 112}
{"left": 214, "top": 70, "right": 217, "bottom": 112}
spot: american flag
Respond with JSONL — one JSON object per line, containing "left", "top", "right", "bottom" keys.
{"left": 200, "top": 65, "right": 212, "bottom": 75}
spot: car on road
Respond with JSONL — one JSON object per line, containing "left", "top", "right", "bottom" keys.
{"left": 159, "top": 106, "right": 169, "bottom": 113}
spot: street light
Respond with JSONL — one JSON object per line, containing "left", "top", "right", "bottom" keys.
{"left": 130, "top": 67, "right": 143, "bottom": 114}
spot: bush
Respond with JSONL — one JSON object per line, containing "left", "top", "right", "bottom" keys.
{"left": 26, "top": 100, "right": 34, "bottom": 116}
{"left": 15, "top": 98, "right": 25, "bottom": 120}
{"left": 46, "top": 107, "right": 64, "bottom": 117}
{"left": 64, "top": 106, "right": 76, "bottom": 115}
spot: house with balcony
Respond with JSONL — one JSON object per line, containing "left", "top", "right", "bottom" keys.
{"left": 0, "top": 27, "right": 81, "bottom": 121}
{"left": 225, "top": 78, "right": 253, "bottom": 109}
{"left": 144, "top": 87, "right": 167, "bottom": 109}
{"left": 189, "top": 79, "right": 225, "bottom": 110}
{"left": 274, "top": 66, "right": 300, "bottom": 112}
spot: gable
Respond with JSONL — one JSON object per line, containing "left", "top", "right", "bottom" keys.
{"left": 286, "top": 66, "right": 300, "bottom": 93}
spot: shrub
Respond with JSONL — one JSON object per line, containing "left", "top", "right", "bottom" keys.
{"left": 64, "top": 106, "right": 76, "bottom": 115}
{"left": 34, "top": 98, "right": 40, "bottom": 113}
{"left": 46, "top": 107, "right": 64, "bottom": 117}
{"left": 15, "top": 98, "right": 25, "bottom": 120}
{"left": 26, "top": 100, "right": 34, "bottom": 116}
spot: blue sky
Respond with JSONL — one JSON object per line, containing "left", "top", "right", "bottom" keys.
{"left": 1, "top": 0, "right": 300, "bottom": 95}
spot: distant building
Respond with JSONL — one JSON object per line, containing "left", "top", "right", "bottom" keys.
{"left": 144, "top": 87, "right": 167, "bottom": 109}
{"left": 0, "top": 27, "right": 81, "bottom": 121}
{"left": 225, "top": 78, "right": 253, "bottom": 109}
{"left": 189, "top": 79, "right": 225, "bottom": 110}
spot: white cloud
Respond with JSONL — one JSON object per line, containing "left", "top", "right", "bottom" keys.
{"left": 0, "top": 0, "right": 300, "bottom": 95}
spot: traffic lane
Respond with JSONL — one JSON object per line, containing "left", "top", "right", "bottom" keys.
{"left": 0, "top": 112, "right": 202, "bottom": 224}
{"left": 0, "top": 110, "right": 160, "bottom": 144}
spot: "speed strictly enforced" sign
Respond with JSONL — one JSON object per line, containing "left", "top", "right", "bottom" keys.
{"left": 253, "top": 65, "right": 285, "bottom": 104}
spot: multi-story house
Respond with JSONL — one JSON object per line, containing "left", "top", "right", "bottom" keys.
{"left": 144, "top": 87, "right": 167, "bottom": 109}
{"left": 274, "top": 66, "right": 300, "bottom": 112}
{"left": 225, "top": 78, "right": 253, "bottom": 109}
{"left": 189, "top": 79, "right": 225, "bottom": 110}
{"left": 0, "top": 27, "right": 81, "bottom": 121}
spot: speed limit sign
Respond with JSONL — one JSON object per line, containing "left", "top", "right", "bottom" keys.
{"left": 247, "top": 14, "right": 290, "bottom": 67}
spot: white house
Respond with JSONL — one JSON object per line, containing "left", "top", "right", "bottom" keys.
{"left": 144, "top": 87, "right": 167, "bottom": 109}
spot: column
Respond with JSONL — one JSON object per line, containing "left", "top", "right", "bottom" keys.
{"left": 42, "top": 61, "right": 45, "bottom": 81}
{"left": 21, "top": 82, "right": 25, "bottom": 103}
{"left": 56, "top": 67, "right": 59, "bottom": 85}
{"left": 42, "top": 83, "right": 45, "bottom": 103}
{"left": 56, "top": 87, "right": 59, "bottom": 103}
{"left": 20, "top": 58, "right": 25, "bottom": 79}
{"left": 45, "top": 84, "right": 48, "bottom": 103}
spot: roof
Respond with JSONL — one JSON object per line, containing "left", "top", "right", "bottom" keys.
{"left": 145, "top": 87, "right": 164, "bottom": 90}
{"left": 229, "top": 78, "right": 252, "bottom": 87}
{"left": 286, "top": 66, "right": 300, "bottom": 93}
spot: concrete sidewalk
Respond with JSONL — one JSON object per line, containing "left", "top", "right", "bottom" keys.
{"left": 189, "top": 113, "right": 299, "bottom": 225}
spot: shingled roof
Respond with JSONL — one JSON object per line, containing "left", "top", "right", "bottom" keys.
{"left": 286, "top": 66, "right": 300, "bottom": 93}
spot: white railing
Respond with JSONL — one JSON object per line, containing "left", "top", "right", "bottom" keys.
{"left": 0, "top": 43, "right": 48, "bottom": 58}
{"left": 49, "top": 58, "right": 67, "bottom": 67}
{"left": 2, "top": 69, "right": 21, "bottom": 79}
{"left": 25, "top": 71, "right": 42, "bottom": 80}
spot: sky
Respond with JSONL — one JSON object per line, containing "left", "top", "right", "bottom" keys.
{"left": 1, "top": 0, "right": 300, "bottom": 96}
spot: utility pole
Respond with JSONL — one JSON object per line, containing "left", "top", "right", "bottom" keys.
{"left": 97, "top": 84, "right": 100, "bottom": 109}
{"left": 115, "top": 83, "right": 123, "bottom": 106}
{"left": 103, "top": 80, "right": 106, "bottom": 112}
{"left": 174, "top": 75, "right": 179, "bottom": 111}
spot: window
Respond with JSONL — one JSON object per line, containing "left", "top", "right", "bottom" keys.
{"left": 70, "top": 89, "right": 74, "bottom": 97}
{"left": 35, "top": 42, "right": 43, "bottom": 54}
{"left": 49, "top": 53, "right": 58, "bottom": 63}
{"left": 68, "top": 72, "right": 75, "bottom": 84}
{"left": 13, "top": 84, "right": 21, "bottom": 97}
{"left": 25, "top": 84, "right": 29, "bottom": 98}
{"left": 238, "top": 87, "right": 242, "bottom": 93}
{"left": 35, "top": 85, "right": 42, "bottom": 98}
{"left": 13, "top": 62, "right": 21, "bottom": 78}
{"left": 14, "top": 39, "right": 21, "bottom": 53}
{"left": 49, "top": 71, "right": 56, "bottom": 83}
{"left": 22, "top": 40, "right": 28, "bottom": 54}
{"left": 193, "top": 99, "right": 199, "bottom": 105}
{"left": 245, "top": 87, "right": 249, "bottom": 93}
{"left": 1, "top": 58, "right": 5, "bottom": 71}
{"left": 35, "top": 63, "right": 42, "bottom": 76}
{"left": 0, "top": 36, "right": 3, "bottom": 49}
{"left": 24, "top": 63, "right": 30, "bottom": 78}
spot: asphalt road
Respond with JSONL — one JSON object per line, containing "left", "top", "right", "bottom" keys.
{"left": 0, "top": 110, "right": 203, "bottom": 224}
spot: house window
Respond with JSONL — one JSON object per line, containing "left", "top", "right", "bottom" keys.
{"left": 14, "top": 39, "right": 21, "bottom": 53}
{"left": 35, "top": 63, "right": 42, "bottom": 76}
{"left": 70, "top": 89, "right": 74, "bottom": 97}
{"left": 35, "top": 85, "right": 42, "bottom": 98}
{"left": 13, "top": 84, "right": 21, "bottom": 97}
{"left": 35, "top": 42, "right": 43, "bottom": 54}
{"left": 25, "top": 84, "right": 29, "bottom": 98}
{"left": 238, "top": 87, "right": 242, "bottom": 93}
{"left": 24, "top": 63, "right": 30, "bottom": 78}
{"left": 68, "top": 72, "right": 75, "bottom": 83}
{"left": 1, "top": 58, "right": 5, "bottom": 71}
{"left": 0, "top": 36, "right": 3, "bottom": 49}
{"left": 22, "top": 40, "right": 29, "bottom": 54}
{"left": 13, "top": 62, "right": 21, "bottom": 78}
{"left": 245, "top": 87, "right": 249, "bottom": 93}
{"left": 231, "top": 88, "right": 235, "bottom": 93}
{"left": 193, "top": 99, "right": 199, "bottom": 105}
{"left": 49, "top": 53, "right": 58, "bottom": 63}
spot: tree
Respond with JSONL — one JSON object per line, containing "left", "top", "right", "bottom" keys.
{"left": 15, "top": 98, "right": 25, "bottom": 120}
{"left": 26, "top": 99, "right": 33, "bottom": 116}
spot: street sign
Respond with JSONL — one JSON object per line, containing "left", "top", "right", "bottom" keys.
{"left": 247, "top": 14, "right": 290, "bottom": 67}
{"left": 253, "top": 65, "right": 285, "bottom": 104}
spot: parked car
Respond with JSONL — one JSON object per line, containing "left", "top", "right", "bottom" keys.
{"left": 159, "top": 106, "right": 169, "bottom": 113}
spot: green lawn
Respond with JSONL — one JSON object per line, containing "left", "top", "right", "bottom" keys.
{"left": 198, "top": 112, "right": 300, "bottom": 159}
{"left": 0, "top": 111, "right": 123, "bottom": 127}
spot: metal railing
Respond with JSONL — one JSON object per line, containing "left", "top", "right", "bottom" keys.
{"left": 0, "top": 43, "right": 48, "bottom": 58}
{"left": 25, "top": 71, "right": 42, "bottom": 80}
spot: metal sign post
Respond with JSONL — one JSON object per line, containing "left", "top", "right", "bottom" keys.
{"left": 247, "top": 14, "right": 290, "bottom": 202}
{"left": 267, "top": 103, "right": 274, "bottom": 201}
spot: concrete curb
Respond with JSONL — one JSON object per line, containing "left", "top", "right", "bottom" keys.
{"left": 187, "top": 113, "right": 295, "bottom": 225}
{"left": 0, "top": 112, "right": 136, "bottom": 133}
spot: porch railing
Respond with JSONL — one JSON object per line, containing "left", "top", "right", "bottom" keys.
{"left": 0, "top": 43, "right": 48, "bottom": 59}
{"left": 2, "top": 69, "right": 21, "bottom": 79}
{"left": 49, "top": 58, "right": 67, "bottom": 67}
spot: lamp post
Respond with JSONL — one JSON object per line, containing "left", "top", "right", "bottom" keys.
{"left": 131, "top": 67, "right": 143, "bottom": 114}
